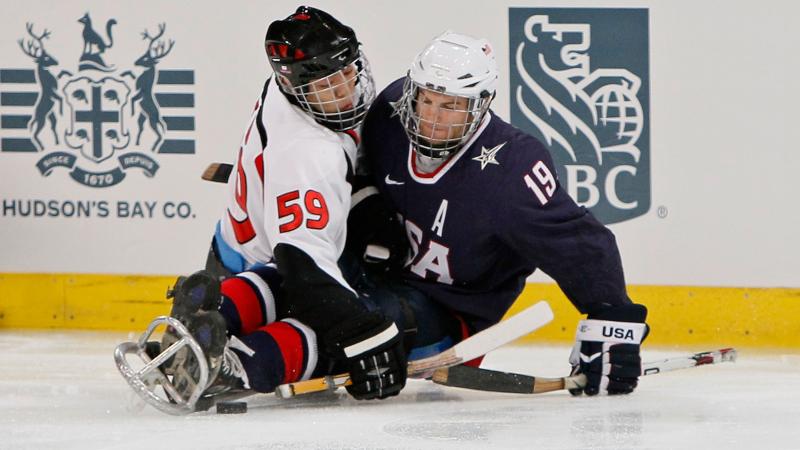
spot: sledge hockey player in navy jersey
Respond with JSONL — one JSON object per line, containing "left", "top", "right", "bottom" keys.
{"left": 145, "top": 7, "right": 407, "bottom": 410}
{"left": 359, "top": 32, "right": 650, "bottom": 396}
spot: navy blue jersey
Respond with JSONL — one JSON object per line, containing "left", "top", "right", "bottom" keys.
{"left": 362, "top": 79, "right": 630, "bottom": 331}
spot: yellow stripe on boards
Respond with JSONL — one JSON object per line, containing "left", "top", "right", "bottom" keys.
{"left": 0, "top": 273, "right": 174, "bottom": 330}
{"left": 507, "top": 283, "right": 800, "bottom": 349}
{"left": 1, "top": 274, "right": 798, "bottom": 349}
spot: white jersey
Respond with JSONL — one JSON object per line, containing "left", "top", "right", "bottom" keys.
{"left": 217, "top": 77, "right": 358, "bottom": 293}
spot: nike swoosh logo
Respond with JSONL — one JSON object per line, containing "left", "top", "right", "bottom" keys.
{"left": 384, "top": 175, "right": 405, "bottom": 185}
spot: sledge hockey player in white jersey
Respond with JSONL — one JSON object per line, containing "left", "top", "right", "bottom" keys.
{"left": 144, "top": 7, "right": 407, "bottom": 411}
{"left": 360, "top": 32, "right": 650, "bottom": 396}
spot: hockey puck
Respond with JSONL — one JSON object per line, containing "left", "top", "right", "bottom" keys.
{"left": 216, "top": 401, "right": 247, "bottom": 414}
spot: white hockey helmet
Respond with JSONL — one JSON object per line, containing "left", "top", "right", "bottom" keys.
{"left": 398, "top": 31, "right": 498, "bottom": 159}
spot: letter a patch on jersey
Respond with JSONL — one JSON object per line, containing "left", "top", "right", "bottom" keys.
{"left": 431, "top": 199, "right": 448, "bottom": 237}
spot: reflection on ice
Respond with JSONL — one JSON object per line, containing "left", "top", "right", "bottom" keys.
{"left": 1, "top": 331, "right": 798, "bottom": 449}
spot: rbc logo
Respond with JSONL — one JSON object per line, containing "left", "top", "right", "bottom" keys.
{"left": 0, "top": 14, "right": 196, "bottom": 188}
{"left": 509, "top": 8, "right": 650, "bottom": 224}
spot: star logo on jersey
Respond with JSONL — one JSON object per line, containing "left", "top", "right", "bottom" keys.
{"left": 472, "top": 142, "right": 506, "bottom": 170}
{"left": 389, "top": 100, "right": 402, "bottom": 117}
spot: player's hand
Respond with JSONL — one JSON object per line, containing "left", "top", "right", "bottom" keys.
{"left": 568, "top": 303, "right": 648, "bottom": 396}
{"left": 368, "top": 211, "right": 409, "bottom": 273}
{"left": 346, "top": 187, "right": 409, "bottom": 273}
{"left": 325, "top": 311, "right": 407, "bottom": 400}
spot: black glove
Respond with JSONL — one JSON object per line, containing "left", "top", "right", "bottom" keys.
{"left": 325, "top": 311, "right": 407, "bottom": 400}
{"left": 345, "top": 186, "right": 409, "bottom": 273}
{"left": 569, "top": 303, "right": 649, "bottom": 396}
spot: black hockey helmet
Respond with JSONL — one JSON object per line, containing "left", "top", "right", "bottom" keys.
{"left": 263, "top": 6, "right": 375, "bottom": 131}
{"left": 265, "top": 6, "right": 359, "bottom": 86}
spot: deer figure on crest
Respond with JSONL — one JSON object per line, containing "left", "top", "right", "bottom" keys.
{"left": 125, "top": 23, "right": 174, "bottom": 152}
{"left": 18, "top": 23, "right": 70, "bottom": 150}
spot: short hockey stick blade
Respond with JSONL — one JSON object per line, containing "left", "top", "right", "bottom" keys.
{"left": 432, "top": 347, "right": 738, "bottom": 394}
{"left": 431, "top": 365, "right": 583, "bottom": 394}
{"left": 642, "top": 347, "right": 737, "bottom": 375}
{"left": 275, "top": 301, "right": 554, "bottom": 398}
{"left": 201, "top": 163, "right": 233, "bottom": 183}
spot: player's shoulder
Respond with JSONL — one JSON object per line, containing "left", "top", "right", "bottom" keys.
{"left": 264, "top": 122, "right": 351, "bottom": 172}
{"left": 363, "top": 78, "right": 406, "bottom": 149}
{"left": 261, "top": 78, "right": 334, "bottom": 141}
{"left": 479, "top": 111, "right": 554, "bottom": 169}
{"left": 377, "top": 78, "right": 405, "bottom": 103}
{"left": 471, "top": 113, "right": 562, "bottom": 207}
{"left": 277, "top": 133, "right": 350, "bottom": 163}
{"left": 261, "top": 86, "right": 349, "bottom": 154}
{"left": 370, "top": 78, "right": 405, "bottom": 116}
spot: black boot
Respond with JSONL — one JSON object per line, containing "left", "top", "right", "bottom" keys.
{"left": 203, "top": 337, "right": 250, "bottom": 397}
{"left": 161, "top": 271, "right": 248, "bottom": 404}
{"left": 167, "top": 270, "right": 222, "bottom": 320}
{"left": 168, "top": 314, "right": 249, "bottom": 405}
{"left": 161, "top": 271, "right": 223, "bottom": 372}
{"left": 168, "top": 310, "right": 228, "bottom": 401}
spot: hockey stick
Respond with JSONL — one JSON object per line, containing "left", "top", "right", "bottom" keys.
{"left": 430, "top": 347, "right": 738, "bottom": 394}
{"left": 201, "top": 162, "right": 233, "bottom": 183}
{"left": 275, "top": 301, "right": 555, "bottom": 398}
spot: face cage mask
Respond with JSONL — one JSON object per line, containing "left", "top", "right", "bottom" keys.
{"left": 398, "top": 78, "right": 492, "bottom": 160}
{"left": 281, "top": 51, "right": 376, "bottom": 132}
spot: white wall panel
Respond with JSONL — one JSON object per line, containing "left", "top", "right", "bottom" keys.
{"left": 0, "top": 1, "right": 796, "bottom": 287}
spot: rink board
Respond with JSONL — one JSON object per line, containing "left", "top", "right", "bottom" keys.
{"left": 1, "top": 273, "right": 797, "bottom": 349}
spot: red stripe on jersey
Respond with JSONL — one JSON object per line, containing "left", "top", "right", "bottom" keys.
{"left": 344, "top": 129, "right": 360, "bottom": 145}
{"left": 244, "top": 100, "right": 261, "bottom": 145}
{"left": 229, "top": 149, "right": 257, "bottom": 244}
{"left": 409, "top": 148, "right": 458, "bottom": 179}
{"left": 228, "top": 210, "right": 257, "bottom": 244}
{"left": 255, "top": 153, "right": 264, "bottom": 183}
{"left": 244, "top": 120, "right": 254, "bottom": 145}
{"left": 263, "top": 321, "right": 305, "bottom": 383}
{"left": 221, "top": 277, "right": 264, "bottom": 335}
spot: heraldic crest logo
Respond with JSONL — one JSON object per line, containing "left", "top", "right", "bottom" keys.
{"left": 509, "top": 8, "right": 650, "bottom": 224}
{"left": 0, "top": 13, "right": 196, "bottom": 188}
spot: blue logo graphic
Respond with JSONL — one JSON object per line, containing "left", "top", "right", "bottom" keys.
{"left": 509, "top": 8, "right": 650, "bottom": 224}
{"left": 1, "top": 15, "right": 196, "bottom": 188}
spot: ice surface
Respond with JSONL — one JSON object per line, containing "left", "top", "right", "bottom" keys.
{"left": 1, "top": 331, "right": 798, "bottom": 449}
